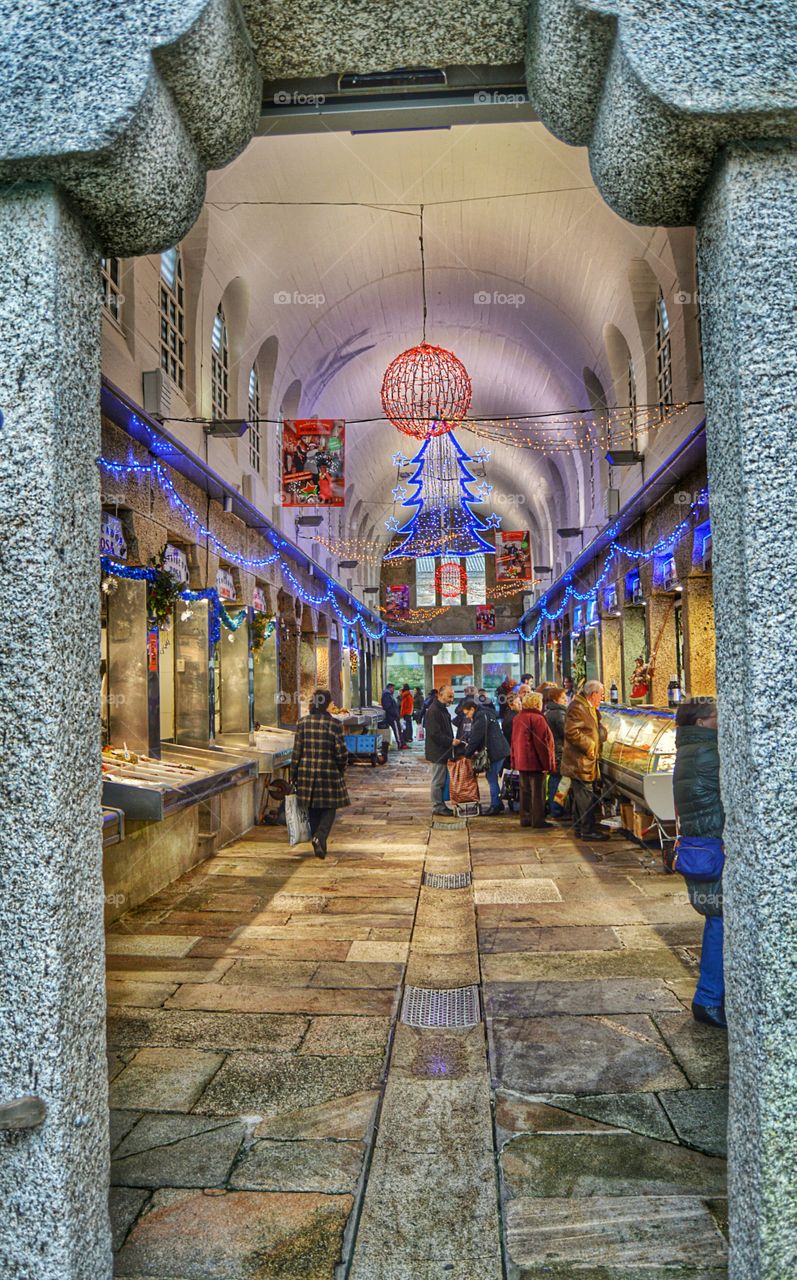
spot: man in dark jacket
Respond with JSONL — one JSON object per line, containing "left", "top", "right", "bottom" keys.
{"left": 425, "top": 685, "right": 457, "bottom": 815}
{"left": 672, "top": 697, "right": 726, "bottom": 1028}
{"left": 544, "top": 686, "right": 568, "bottom": 816}
{"left": 561, "top": 680, "right": 608, "bottom": 840}
{"left": 380, "top": 682, "right": 402, "bottom": 750}
{"left": 459, "top": 698, "right": 511, "bottom": 815}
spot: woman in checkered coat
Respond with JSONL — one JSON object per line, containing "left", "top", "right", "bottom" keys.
{"left": 290, "top": 688, "right": 350, "bottom": 858}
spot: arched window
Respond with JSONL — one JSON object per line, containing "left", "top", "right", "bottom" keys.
{"left": 627, "top": 357, "right": 638, "bottom": 450}
{"left": 211, "top": 305, "right": 229, "bottom": 420}
{"left": 655, "top": 289, "right": 673, "bottom": 413}
{"left": 100, "top": 257, "right": 123, "bottom": 323}
{"left": 248, "top": 366, "right": 261, "bottom": 474}
{"left": 160, "top": 248, "right": 185, "bottom": 389}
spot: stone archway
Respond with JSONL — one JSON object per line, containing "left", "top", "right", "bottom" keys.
{"left": 1, "top": 7, "right": 796, "bottom": 1278}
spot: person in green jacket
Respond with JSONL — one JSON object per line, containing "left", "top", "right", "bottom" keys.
{"left": 672, "top": 697, "right": 726, "bottom": 1028}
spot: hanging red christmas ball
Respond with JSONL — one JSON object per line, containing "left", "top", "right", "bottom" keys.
{"left": 381, "top": 342, "right": 472, "bottom": 440}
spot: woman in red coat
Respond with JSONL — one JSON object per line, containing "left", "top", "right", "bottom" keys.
{"left": 511, "top": 690, "right": 556, "bottom": 828}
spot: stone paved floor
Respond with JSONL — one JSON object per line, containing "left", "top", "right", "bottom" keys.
{"left": 107, "top": 747, "right": 729, "bottom": 1279}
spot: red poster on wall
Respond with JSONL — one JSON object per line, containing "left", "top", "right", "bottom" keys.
{"left": 475, "top": 604, "right": 495, "bottom": 632}
{"left": 281, "top": 419, "right": 345, "bottom": 507}
{"left": 384, "top": 584, "right": 410, "bottom": 619}
{"left": 496, "top": 530, "right": 532, "bottom": 582}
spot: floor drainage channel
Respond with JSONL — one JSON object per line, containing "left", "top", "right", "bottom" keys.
{"left": 401, "top": 984, "right": 482, "bottom": 1028}
{"left": 422, "top": 871, "right": 472, "bottom": 889}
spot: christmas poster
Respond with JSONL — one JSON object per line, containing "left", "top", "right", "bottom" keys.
{"left": 475, "top": 604, "right": 495, "bottom": 632}
{"left": 281, "top": 419, "right": 345, "bottom": 507}
{"left": 495, "top": 530, "right": 532, "bottom": 582}
{"left": 384, "top": 584, "right": 410, "bottom": 619}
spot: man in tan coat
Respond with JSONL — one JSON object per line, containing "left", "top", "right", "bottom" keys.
{"left": 561, "top": 679, "right": 608, "bottom": 841}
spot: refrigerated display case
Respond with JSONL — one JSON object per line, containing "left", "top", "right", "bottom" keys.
{"left": 101, "top": 742, "right": 257, "bottom": 821}
{"left": 599, "top": 704, "right": 676, "bottom": 822}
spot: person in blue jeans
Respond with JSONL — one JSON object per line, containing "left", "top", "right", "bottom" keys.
{"left": 458, "top": 698, "right": 511, "bottom": 816}
{"left": 672, "top": 697, "right": 726, "bottom": 1028}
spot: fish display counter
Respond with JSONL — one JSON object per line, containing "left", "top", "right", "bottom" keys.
{"left": 599, "top": 704, "right": 677, "bottom": 826}
{"left": 101, "top": 743, "right": 257, "bottom": 822}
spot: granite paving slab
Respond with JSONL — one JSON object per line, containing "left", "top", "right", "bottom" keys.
{"left": 377, "top": 1074, "right": 494, "bottom": 1154}
{"left": 309, "top": 961, "right": 404, "bottom": 988}
{"left": 105, "top": 935, "right": 201, "bottom": 957}
{"left": 193, "top": 1052, "right": 385, "bottom": 1118}
{"left": 346, "top": 940, "right": 410, "bottom": 963}
{"left": 538, "top": 1092, "right": 676, "bottom": 1142}
{"left": 110, "top": 1048, "right": 226, "bottom": 1112}
{"left": 324, "top": 896, "right": 417, "bottom": 915}
{"left": 474, "top": 878, "right": 562, "bottom": 904}
{"left": 652, "top": 1013, "right": 730, "bottom": 1086}
{"left": 107, "top": 1009, "right": 308, "bottom": 1053}
{"left": 505, "top": 1195, "right": 728, "bottom": 1272}
{"left": 188, "top": 936, "right": 352, "bottom": 960}
{"left": 218, "top": 959, "right": 318, "bottom": 986}
{"left": 482, "top": 947, "right": 690, "bottom": 983}
{"left": 477, "top": 924, "right": 622, "bottom": 953}
{"left": 111, "top": 1109, "right": 143, "bottom": 1153}
{"left": 404, "top": 950, "right": 480, "bottom": 987}
{"left": 111, "top": 1114, "right": 244, "bottom": 1188}
{"left": 659, "top": 1087, "right": 729, "bottom": 1156}
{"left": 299, "top": 1015, "right": 392, "bottom": 1057}
{"left": 254, "top": 1090, "right": 380, "bottom": 1141}
{"left": 109, "top": 1187, "right": 150, "bottom": 1253}
{"left": 165, "top": 983, "right": 398, "bottom": 1017}
{"left": 229, "top": 1139, "right": 364, "bottom": 1193}
{"left": 114, "top": 1188, "right": 353, "bottom": 1278}
{"left": 107, "top": 980, "right": 179, "bottom": 1008}
{"left": 489, "top": 1015, "right": 689, "bottom": 1095}
{"left": 410, "top": 927, "right": 478, "bottom": 955}
{"left": 495, "top": 1094, "right": 620, "bottom": 1139}
{"left": 106, "top": 958, "right": 236, "bottom": 984}
{"left": 484, "top": 979, "right": 683, "bottom": 1018}
{"left": 501, "top": 1130, "right": 727, "bottom": 1198}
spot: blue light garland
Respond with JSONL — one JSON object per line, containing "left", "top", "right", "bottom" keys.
{"left": 98, "top": 459, "right": 388, "bottom": 641}
{"left": 516, "top": 489, "right": 710, "bottom": 644}
{"left": 384, "top": 431, "right": 498, "bottom": 560}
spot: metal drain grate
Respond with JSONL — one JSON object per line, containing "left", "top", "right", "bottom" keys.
{"left": 422, "top": 871, "right": 472, "bottom": 889}
{"left": 401, "top": 984, "right": 481, "bottom": 1028}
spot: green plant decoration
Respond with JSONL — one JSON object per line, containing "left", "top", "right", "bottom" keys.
{"left": 147, "top": 546, "right": 182, "bottom": 627}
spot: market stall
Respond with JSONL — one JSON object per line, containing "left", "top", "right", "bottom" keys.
{"left": 599, "top": 704, "right": 676, "bottom": 842}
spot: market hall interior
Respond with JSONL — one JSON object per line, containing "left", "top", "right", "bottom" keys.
{"left": 1, "top": 4, "right": 796, "bottom": 1280}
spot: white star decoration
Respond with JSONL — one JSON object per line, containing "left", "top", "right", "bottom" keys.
{"left": 384, "top": 516, "right": 401, "bottom": 532}
{"left": 484, "top": 512, "right": 502, "bottom": 529}
{"left": 475, "top": 481, "right": 493, "bottom": 500}
{"left": 391, "top": 451, "right": 410, "bottom": 467}
{"left": 474, "top": 447, "right": 491, "bottom": 463}
{"left": 391, "top": 484, "right": 408, "bottom": 501}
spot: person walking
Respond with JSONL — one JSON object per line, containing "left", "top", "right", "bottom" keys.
{"left": 399, "top": 684, "right": 415, "bottom": 745}
{"left": 671, "top": 697, "right": 727, "bottom": 1029}
{"left": 413, "top": 686, "right": 424, "bottom": 724}
{"left": 458, "top": 697, "right": 511, "bottom": 815}
{"left": 560, "top": 679, "right": 608, "bottom": 840}
{"left": 381, "top": 682, "right": 403, "bottom": 750}
{"left": 544, "top": 685, "right": 568, "bottom": 817}
{"left": 425, "top": 685, "right": 457, "bottom": 816}
{"left": 511, "top": 691, "right": 556, "bottom": 828}
{"left": 290, "top": 688, "right": 350, "bottom": 859}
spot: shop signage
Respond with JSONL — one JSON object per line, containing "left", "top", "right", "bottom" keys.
{"left": 330, "top": 621, "right": 339, "bottom": 641}
{"left": 625, "top": 568, "right": 643, "bottom": 604}
{"left": 573, "top": 604, "right": 584, "bottom": 634}
{"left": 495, "top": 530, "right": 532, "bottom": 582}
{"left": 586, "top": 598, "right": 598, "bottom": 628}
{"left": 164, "top": 543, "right": 189, "bottom": 584}
{"left": 384, "top": 583, "right": 410, "bottom": 619}
{"left": 147, "top": 631, "right": 159, "bottom": 673}
{"left": 100, "top": 511, "right": 127, "bottom": 560}
{"left": 281, "top": 418, "right": 345, "bottom": 507}
{"left": 603, "top": 582, "right": 619, "bottom": 615}
{"left": 475, "top": 603, "right": 495, "bottom": 633}
{"left": 252, "top": 586, "right": 268, "bottom": 613}
{"left": 216, "top": 567, "right": 237, "bottom": 601}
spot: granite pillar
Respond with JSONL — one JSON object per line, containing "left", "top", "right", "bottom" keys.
{"left": 599, "top": 614, "right": 623, "bottom": 699}
{"left": 681, "top": 574, "right": 717, "bottom": 696}
{"left": 698, "top": 142, "right": 797, "bottom": 1279}
{"left": 278, "top": 621, "right": 300, "bottom": 725}
{"left": 0, "top": 185, "right": 111, "bottom": 1278}
{"left": 645, "top": 595, "right": 679, "bottom": 707}
{"left": 462, "top": 642, "right": 483, "bottom": 688}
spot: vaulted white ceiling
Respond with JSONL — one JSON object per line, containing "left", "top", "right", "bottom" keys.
{"left": 201, "top": 120, "right": 667, "bottom": 559}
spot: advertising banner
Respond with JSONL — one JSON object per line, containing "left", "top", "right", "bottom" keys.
{"left": 475, "top": 604, "right": 495, "bottom": 632}
{"left": 384, "top": 583, "right": 410, "bottom": 619}
{"left": 164, "top": 543, "right": 189, "bottom": 585}
{"left": 252, "top": 586, "right": 268, "bottom": 613}
{"left": 216, "top": 567, "right": 237, "bottom": 602}
{"left": 495, "top": 530, "right": 532, "bottom": 582}
{"left": 281, "top": 419, "right": 345, "bottom": 507}
{"left": 100, "top": 511, "right": 127, "bottom": 560}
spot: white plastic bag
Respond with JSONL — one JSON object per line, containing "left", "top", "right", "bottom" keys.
{"left": 286, "top": 792, "right": 310, "bottom": 846}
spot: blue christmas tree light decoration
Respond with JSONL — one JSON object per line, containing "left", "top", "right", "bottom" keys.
{"left": 384, "top": 429, "right": 496, "bottom": 560}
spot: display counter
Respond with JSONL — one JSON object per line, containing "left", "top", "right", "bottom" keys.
{"left": 102, "top": 807, "right": 126, "bottom": 848}
{"left": 101, "top": 743, "right": 257, "bottom": 821}
{"left": 217, "top": 727, "right": 294, "bottom": 774}
{"left": 599, "top": 704, "right": 676, "bottom": 823}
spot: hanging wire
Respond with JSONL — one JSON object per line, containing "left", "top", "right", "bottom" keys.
{"left": 419, "top": 203, "right": 427, "bottom": 344}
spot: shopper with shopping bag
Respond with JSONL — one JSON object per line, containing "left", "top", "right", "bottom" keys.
{"left": 457, "top": 697, "right": 511, "bottom": 815}
{"left": 510, "top": 691, "right": 556, "bottom": 828}
{"left": 290, "top": 688, "right": 350, "bottom": 858}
